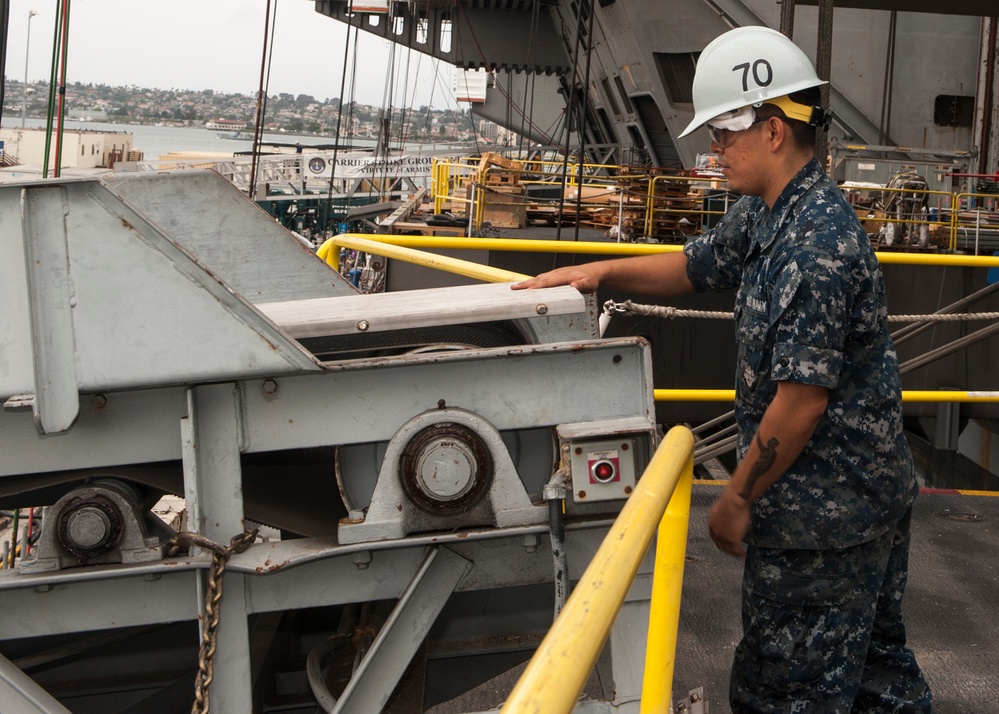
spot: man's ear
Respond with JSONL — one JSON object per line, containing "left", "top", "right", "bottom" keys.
{"left": 765, "top": 116, "right": 790, "bottom": 152}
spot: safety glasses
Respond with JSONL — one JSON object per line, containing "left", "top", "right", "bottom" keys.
{"left": 707, "top": 117, "right": 769, "bottom": 149}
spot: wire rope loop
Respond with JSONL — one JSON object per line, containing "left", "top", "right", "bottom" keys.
{"left": 602, "top": 299, "right": 999, "bottom": 325}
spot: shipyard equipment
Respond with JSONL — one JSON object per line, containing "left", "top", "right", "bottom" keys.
{"left": 0, "top": 171, "right": 659, "bottom": 712}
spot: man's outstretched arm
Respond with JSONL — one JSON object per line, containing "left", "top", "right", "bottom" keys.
{"left": 511, "top": 252, "right": 695, "bottom": 297}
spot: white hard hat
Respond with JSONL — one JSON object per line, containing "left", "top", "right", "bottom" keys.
{"left": 678, "top": 26, "right": 827, "bottom": 138}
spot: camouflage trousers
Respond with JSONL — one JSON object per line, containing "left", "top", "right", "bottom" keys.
{"left": 730, "top": 509, "right": 932, "bottom": 713}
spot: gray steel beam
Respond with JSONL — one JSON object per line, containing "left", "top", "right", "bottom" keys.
{"left": 795, "top": 0, "right": 998, "bottom": 15}
{"left": 315, "top": 0, "right": 569, "bottom": 73}
{"left": 21, "top": 186, "right": 79, "bottom": 435}
{"left": 0, "top": 522, "right": 649, "bottom": 708}
{"left": 182, "top": 384, "right": 248, "bottom": 546}
{"left": 182, "top": 382, "right": 253, "bottom": 713}
{"left": 1, "top": 178, "right": 320, "bottom": 401}
{"left": 0, "top": 654, "right": 72, "bottom": 714}
{"left": 0, "top": 525, "right": 616, "bottom": 639}
{"left": 0, "top": 338, "right": 654, "bottom": 478}
{"left": 0, "top": 568, "right": 202, "bottom": 640}
{"left": 333, "top": 547, "right": 471, "bottom": 713}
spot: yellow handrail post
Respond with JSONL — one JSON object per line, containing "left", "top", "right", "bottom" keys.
{"left": 645, "top": 176, "right": 656, "bottom": 238}
{"left": 640, "top": 448, "right": 694, "bottom": 714}
{"left": 501, "top": 426, "right": 695, "bottom": 714}
{"left": 432, "top": 160, "right": 445, "bottom": 214}
{"left": 949, "top": 193, "right": 959, "bottom": 252}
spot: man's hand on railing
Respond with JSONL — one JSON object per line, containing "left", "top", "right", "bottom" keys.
{"left": 511, "top": 265, "right": 603, "bottom": 293}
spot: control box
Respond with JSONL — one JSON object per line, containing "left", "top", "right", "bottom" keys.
{"left": 567, "top": 436, "right": 639, "bottom": 502}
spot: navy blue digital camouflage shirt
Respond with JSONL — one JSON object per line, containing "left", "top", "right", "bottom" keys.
{"left": 683, "top": 157, "right": 918, "bottom": 549}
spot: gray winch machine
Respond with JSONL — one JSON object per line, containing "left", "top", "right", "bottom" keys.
{"left": 0, "top": 170, "right": 660, "bottom": 712}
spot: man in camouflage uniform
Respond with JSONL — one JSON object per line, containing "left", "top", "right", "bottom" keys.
{"left": 514, "top": 26, "right": 931, "bottom": 714}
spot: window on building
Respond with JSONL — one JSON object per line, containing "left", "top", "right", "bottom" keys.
{"left": 601, "top": 78, "right": 621, "bottom": 118}
{"left": 614, "top": 76, "right": 633, "bottom": 114}
{"left": 596, "top": 107, "right": 617, "bottom": 144}
{"left": 934, "top": 95, "right": 974, "bottom": 128}
{"left": 653, "top": 52, "right": 699, "bottom": 104}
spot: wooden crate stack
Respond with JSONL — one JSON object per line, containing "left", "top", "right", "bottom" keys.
{"left": 576, "top": 180, "right": 646, "bottom": 239}
{"left": 454, "top": 153, "right": 528, "bottom": 228}
{"left": 478, "top": 153, "right": 527, "bottom": 228}
{"left": 620, "top": 169, "right": 702, "bottom": 242}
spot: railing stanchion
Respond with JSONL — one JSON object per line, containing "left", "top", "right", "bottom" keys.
{"left": 501, "top": 426, "right": 695, "bottom": 714}
{"left": 641, "top": 449, "right": 694, "bottom": 713}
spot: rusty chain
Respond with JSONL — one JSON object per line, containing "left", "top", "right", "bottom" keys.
{"left": 169, "top": 528, "right": 258, "bottom": 714}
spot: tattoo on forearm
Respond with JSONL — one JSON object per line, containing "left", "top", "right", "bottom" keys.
{"left": 739, "top": 434, "right": 780, "bottom": 500}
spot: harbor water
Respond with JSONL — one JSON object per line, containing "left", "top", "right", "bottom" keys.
{"left": 0, "top": 117, "right": 464, "bottom": 159}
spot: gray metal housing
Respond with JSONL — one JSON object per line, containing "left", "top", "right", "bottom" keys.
{"left": 0, "top": 171, "right": 659, "bottom": 712}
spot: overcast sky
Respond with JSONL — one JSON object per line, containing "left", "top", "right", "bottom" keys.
{"left": 5, "top": 0, "right": 458, "bottom": 108}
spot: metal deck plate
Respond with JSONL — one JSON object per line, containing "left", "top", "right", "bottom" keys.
{"left": 674, "top": 485, "right": 999, "bottom": 713}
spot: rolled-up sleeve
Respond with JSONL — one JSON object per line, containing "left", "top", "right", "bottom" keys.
{"left": 683, "top": 196, "right": 757, "bottom": 293}
{"left": 770, "top": 248, "right": 847, "bottom": 389}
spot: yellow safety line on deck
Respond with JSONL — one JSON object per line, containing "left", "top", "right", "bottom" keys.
{"left": 501, "top": 426, "right": 694, "bottom": 714}
{"left": 655, "top": 389, "right": 999, "bottom": 402}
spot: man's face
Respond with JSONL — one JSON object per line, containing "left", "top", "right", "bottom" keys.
{"left": 709, "top": 118, "right": 769, "bottom": 197}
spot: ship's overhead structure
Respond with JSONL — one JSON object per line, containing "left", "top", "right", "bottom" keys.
{"left": 317, "top": 0, "right": 999, "bottom": 171}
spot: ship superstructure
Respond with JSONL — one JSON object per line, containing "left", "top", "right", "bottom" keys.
{"left": 315, "top": 0, "right": 999, "bottom": 177}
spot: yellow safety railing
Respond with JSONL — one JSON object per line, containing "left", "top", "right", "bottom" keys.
{"left": 840, "top": 184, "right": 956, "bottom": 250}
{"left": 432, "top": 156, "right": 669, "bottom": 234}
{"left": 316, "top": 235, "right": 999, "bottom": 408}
{"left": 645, "top": 174, "right": 730, "bottom": 242}
{"left": 347, "top": 234, "right": 999, "bottom": 269}
{"left": 432, "top": 158, "right": 477, "bottom": 217}
{"left": 318, "top": 234, "right": 529, "bottom": 284}
{"left": 501, "top": 426, "right": 695, "bottom": 714}
{"left": 951, "top": 192, "right": 999, "bottom": 252}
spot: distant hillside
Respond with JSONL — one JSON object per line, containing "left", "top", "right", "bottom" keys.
{"left": 1, "top": 79, "right": 480, "bottom": 142}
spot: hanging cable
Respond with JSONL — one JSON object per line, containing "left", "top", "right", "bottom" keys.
{"left": 364, "top": 32, "right": 398, "bottom": 204}
{"left": 346, "top": 21, "right": 359, "bottom": 144}
{"left": 519, "top": 0, "right": 542, "bottom": 156}
{"left": 396, "top": 41, "right": 413, "bottom": 151}
{"left": 52, "top": 0, "right": 72, "bottom": 178}
{"left": 555, "top": 0, "right": 588, "bottom": 241}
{"left": 324, "top": 1, "right": 357, "bottom": 236}
{"left": 248, "top": 0, "right": 277, "bottom": 201}
{"left": 878, "top": 10, "right": 897, "bottom": 146}
{"left": 572, "top": 0, "right": 597, "bottom": 242}
{"left": 42, "top": 0, "right": 63, "bottom": 178}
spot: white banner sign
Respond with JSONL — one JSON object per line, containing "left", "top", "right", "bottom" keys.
{"left": 304, "top": 152, "right": 473, "bottom": 179}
